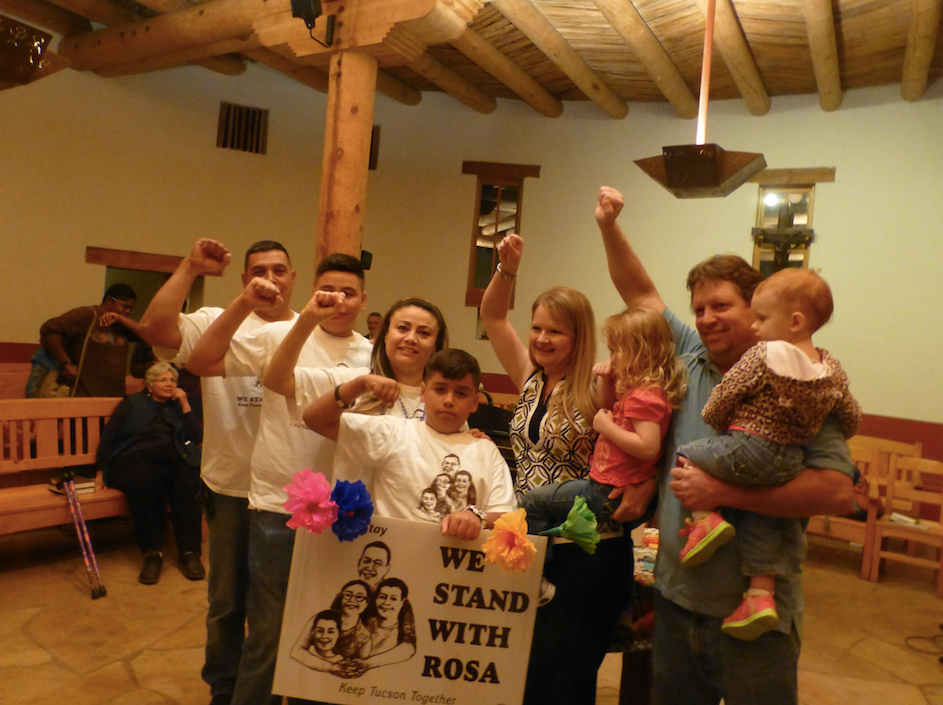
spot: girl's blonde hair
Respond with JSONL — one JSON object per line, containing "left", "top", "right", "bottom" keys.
{"left": 604, "top": 308, "right": 687, "bottom": 408}
{"left": 530, "top": 286, "right": 598, "bottom": 425}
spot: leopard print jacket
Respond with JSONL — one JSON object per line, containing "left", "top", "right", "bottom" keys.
{"left": 702, "top": 341, "right": 861, "bottom": 445}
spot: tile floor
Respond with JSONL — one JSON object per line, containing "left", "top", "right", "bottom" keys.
{"left": 2, "top": 521, "right": 942, "bottom": 705}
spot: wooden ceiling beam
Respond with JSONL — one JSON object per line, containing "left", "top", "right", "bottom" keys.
{"left": 243, "top": 47, "right": 329, "bottom": 92}
{"left": 57, "top": 0, "right": 287, "bottom": 72}
{"left": 42, "top": 0, "right": 134, "bottom": 25}
{"left": 801, "top": 0, "right": 842, "bottom": 111}
{"left": 109, "top": 0, "right": 249, "bottom": 76}
{"left": 490, "top": 0, "right": 628, "bottom": 119}
{"left": 138, "top": 0, "right": 418, "bottom": 103}
{"left": 694, "top": 0, "right": 769, "bottom": 116}
{"left": 375, "top": 69, "right": 423, "bottom": 106}
{"left": 95, "top": 35, "right": 260, "bottom": 77}
{"left": 901, "top": 0, "right": 942, "bottom": 100}
{"left": 593, "top": 0, "right": 697, "bottom": 119}
{"left": 450, "top": 27, "right": 562, "bottom": 117}
{"left": 409, "top": 49, "right": 496, "bottom": 113}
{"left": 0, "top": 0, "right": 92, "bottom": 36}
{"left": 385, "top": 24, "right": 495, "bottom": 113}
{"left": 47, "top": 0, "right": 246, "bottom": 75}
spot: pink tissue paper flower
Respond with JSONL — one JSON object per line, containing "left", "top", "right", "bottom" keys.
{"left": 283, "top": 469, "right": 338, "bottom": 534}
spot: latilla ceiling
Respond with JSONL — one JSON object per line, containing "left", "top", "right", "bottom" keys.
{"left": 3, "top": 0, "right": 941, "bottom": 118}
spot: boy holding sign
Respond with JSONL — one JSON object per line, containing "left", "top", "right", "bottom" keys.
{"left": 304, "top": 348, "right": 516, "bottom": 540}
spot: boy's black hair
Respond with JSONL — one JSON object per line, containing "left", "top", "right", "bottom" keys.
{"left": 244, "top": 240, "right": 291, "bottom": 271}
{"left": 316, "top": 253, "right": 366, "bottom": 287}
{"left": 423, "top": 348, "right": 481, "bottom": 388}
{"left": 103, "top": 283, "right": 137, "bottom": 303}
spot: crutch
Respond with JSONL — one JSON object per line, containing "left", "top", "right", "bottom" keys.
{"left": 62, "top": 469, "right": 107, "bottom": 599}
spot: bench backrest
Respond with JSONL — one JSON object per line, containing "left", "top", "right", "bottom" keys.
{"left": 0, "top": 397, "right": 122, "bottom": 474}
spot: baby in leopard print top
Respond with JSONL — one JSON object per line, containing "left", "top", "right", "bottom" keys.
{"left": 675, "top": 268, "right": 861, "bottom": 641}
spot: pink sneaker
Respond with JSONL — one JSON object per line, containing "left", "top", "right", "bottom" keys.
{"left": 679, "top": 511, "right": 735, "bottom": 567}
{"left": 721, "top": 592, "right": 779, "bottom": 641}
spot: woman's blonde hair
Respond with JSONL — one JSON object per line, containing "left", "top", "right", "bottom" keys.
{"left": 530, "top": 286, "right": 598, "bottom": 425}
{"left": 604, "top": 308, "right": 687, "bottom": 408}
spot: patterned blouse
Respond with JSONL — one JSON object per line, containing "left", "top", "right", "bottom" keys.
{"left": 509, "top": 371, "right": 597, "bottom": 502}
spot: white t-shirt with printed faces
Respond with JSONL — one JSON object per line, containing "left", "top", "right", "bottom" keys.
{"left": 157, "top": 307, "right": 290, "bottom": 498}
{"left": 225, "top": 323, "right": 373, "bottom": 514}
{"left": 334, "top": 416, "right": 516, "bottom": 525}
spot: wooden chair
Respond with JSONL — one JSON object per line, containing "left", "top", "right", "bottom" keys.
{"left": 805, "top": 445, "right": 882, "bottom": 579}
{"left": 805, "top": 435, "right": 922, "bottom": 579}
{"left": 846, "top": 435, "right": 923, "bottom": 486}
{"left": 869, "top": 455, "right": 943, "bottom": 597}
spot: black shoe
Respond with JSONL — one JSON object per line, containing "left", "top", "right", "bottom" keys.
{"left": 209, "top": 693, "right": 233, "bottom": 705}
{"left": 139, "top": 552, "right": 162, "bottom": 585}
{"left": 179, "top": 551, "right": 206, "bottom": 580}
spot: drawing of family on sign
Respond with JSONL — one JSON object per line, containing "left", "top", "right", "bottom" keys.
{"left": 413, "top": 454, "right": 478, "bottom": 522}
{"left": 291, "top": 541, "right": 417, "bottom": 678}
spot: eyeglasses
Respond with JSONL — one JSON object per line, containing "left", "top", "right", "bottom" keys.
{"left": 342, "top": 591, "right": 367, "bottom": 603}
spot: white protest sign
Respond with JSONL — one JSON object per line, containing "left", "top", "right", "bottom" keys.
{"left": 274, "top": 516, "right": 547, "bottom": 705}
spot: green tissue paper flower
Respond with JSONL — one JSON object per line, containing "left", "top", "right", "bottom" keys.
{"left": 540, "top": 496, "right": 600, "bottom": 554}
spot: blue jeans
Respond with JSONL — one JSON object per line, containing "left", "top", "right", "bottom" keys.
{"left": 523, "top": 535, "right": 636, "bottom": 705}
{"left": 231, "top": 510, "right": 326, "bottom": 705}
{"left": 652, "top": 590, "right": 799, "bottom": 705}
{"left": 521, "top": 476, "right": 621, "bottom": 534}
{"left": 202, "top": 490, "right": 251, "bottom": 699}
{"left": 678, "top": 432, "right": 806, "bottom": 576}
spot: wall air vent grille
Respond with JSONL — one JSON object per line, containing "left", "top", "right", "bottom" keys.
{"left": 217, "top": 102, "right": 268, "bottom": 155}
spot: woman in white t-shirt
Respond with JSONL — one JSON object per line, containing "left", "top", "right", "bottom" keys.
{"left": 263, "top": 296, "right": 449, "bottom": 423}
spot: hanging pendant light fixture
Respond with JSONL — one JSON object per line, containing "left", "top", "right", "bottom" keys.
{"left": 634, "top": 0, "right": 766, "bottom": 198}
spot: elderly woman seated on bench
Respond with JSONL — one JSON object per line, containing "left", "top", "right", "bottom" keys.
{"left": 97, "top": 362, "right": 204, "bottom": 585}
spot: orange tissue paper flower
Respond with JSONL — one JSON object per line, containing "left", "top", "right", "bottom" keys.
{"left": 482, "top": 508, "right": 537, "bottom": 573}
{"left": 283, "top": 468, "right": 339, "bottom": 534}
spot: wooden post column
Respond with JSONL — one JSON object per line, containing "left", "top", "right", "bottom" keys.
{"left": 315, "top": 50, "right": 378, "bottom": 265}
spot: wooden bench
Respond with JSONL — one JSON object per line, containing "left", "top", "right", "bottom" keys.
{"left": 0, "top": 397, "right": 130, "bottom": 535}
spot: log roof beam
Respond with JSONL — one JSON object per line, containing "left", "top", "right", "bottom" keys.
{"left": 801, "top": 0, "right": 842, "bottom": 111}
{"left": 384, "top": 24, "right": 496, "bottom": 113}
{"left": 901, "top": 0, "right": 942, "bottom": 100}
{"left": 693, "top": 0, "right": 770, "bottom": 116}
{"left": 56, "top": 0, "right": 286, "bottom": 72}
{"left": 490, "top": 0, "right": 628, "bottom": 118}
{"left": 450, "top": 26, "right": 563, "bottom": 117}
{"left": 45, "top": 0, "right": 246, "bottom": 75}
{"left": 593, "top": 0, "right": 697, "bottom": 119}
{"left": 0, "top": 0, "right": 92, "bottom": 36}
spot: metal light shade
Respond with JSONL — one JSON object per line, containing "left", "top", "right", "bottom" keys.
{"left": 635, "top": 144, "right": 767, "bottom": 199}
{"left": 635, "top": 0, "right": 765, "bottom": 198}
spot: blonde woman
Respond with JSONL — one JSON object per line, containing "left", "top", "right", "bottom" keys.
{"left": 480, "top": 234, "right": 637, "bottom": 705}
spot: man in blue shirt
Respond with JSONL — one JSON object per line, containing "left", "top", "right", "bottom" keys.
{"left": 595, "top": 186, "right": 856, "bottom": 705}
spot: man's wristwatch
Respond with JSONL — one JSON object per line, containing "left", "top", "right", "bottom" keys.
{"left": 467, "top": 505, "right": 487, "bottom": 524}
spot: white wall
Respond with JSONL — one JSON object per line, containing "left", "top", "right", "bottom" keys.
{"left": 1, "top": 62, "right": 941, "bottom": 422}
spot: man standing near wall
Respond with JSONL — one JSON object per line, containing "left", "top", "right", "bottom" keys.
{"left": 40, "top": 283, "right": 143, "bottom": 397}
{"left": 595, "top": 186, "right": 857, "bottom": 705}
{"left": 139, "top": 239, "right": 297, "bottom": 705}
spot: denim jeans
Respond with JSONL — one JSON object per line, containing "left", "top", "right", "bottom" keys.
{"left": 521, "top": 476, "right": 621, "bottom": 534}
{"left": 523, "top": 534, "right": 635, "bottom": 705}
{"left": 652, "top": 590, "right": 799, "bottom": 705}
{"left": 678, "top": 432, "right": 807, "bottom": 576}
{"left": 231, "top": 510, "right": 327, "bottom": 705}
{"left": 202, "top": 490, "right": 251, "bottom": 699}
{"left": 520, "top": 477, "right": 646, "bottom": 565}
